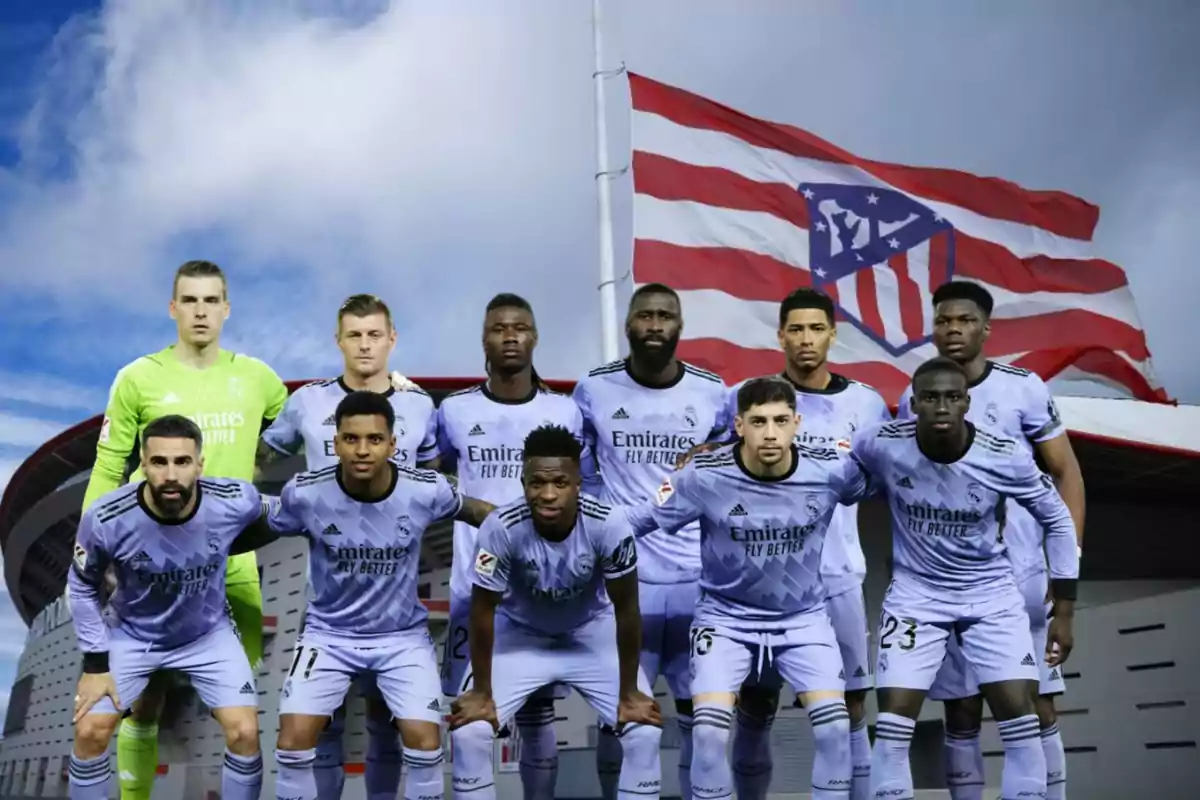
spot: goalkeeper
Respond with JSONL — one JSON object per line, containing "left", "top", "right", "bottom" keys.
{"left": 82, "top": 261, "right": 288, "bottom": 800}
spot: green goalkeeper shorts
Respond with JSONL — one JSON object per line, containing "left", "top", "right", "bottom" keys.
{"left": 225, "top": 579, "right": 264, "bottom": 670}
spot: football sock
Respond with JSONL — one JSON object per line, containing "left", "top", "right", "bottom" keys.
{"left": 807, "top": 699, "right": 852, "bottom": 800}
{"left": 222, "top": 750, "right": 263, "bottom": 800}
{"left": 871, "top": 712, "right": 916, "bottom": 800}
{"left": 691, "top": 705, "right": 734, "bottom": 800}
{"left": 116, "top": 718, "right": 158, "bottom": 800}
{"left": 365, "top": 714, "right": 403, "bottom": 800}
{"left": 997, "top": 715, "right": 1047, "bottom": 800}
{"left": 274, "top": 748, "right": 318, "bottom": 800}
{"left": 1041, "top": 722, "right": 1067, "bottom": 800}
{"left": 402, "top": 747, "right": 445, "bottom": 800}
{"left": 595, "top": 723, "right": 623, "bottom": 800}
{"left": 515, "top": 699, "right": 559, "bottom": 799}
{"left": 944, "top": 727, "right": 985, "bottom": 800}
{"left": 731, "top": 706, "right": 774, "bottom": 800}
{"left": 69, "top": 753, "right": 112, "bottom": 800}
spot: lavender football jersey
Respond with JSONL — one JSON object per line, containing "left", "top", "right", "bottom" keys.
{"left": 728, "top": 373, "right": 891, "bottom": 594}
{"left": 628, "top": 444, "right": 871, "bottom": 631}
{"left": 262, "top": 377, "right": 439, "bottom": 468}
{"left": 267, "top": 463, "right": 463, "bottom": 639}
{"left": 437, "top": 384, "right": 588, "bottom": 599}
{"left": 574, "top": 359, "right": 730, "bottom": 584}
{"left": 68, "top": 479, "right": 264, "bottom": 653}
{"left": 851, "top": 420, "right": 1079, "bottom": 594}
{"left": 897, "top": 362, "right": 1065, "bottom": 576}
{"left": 472, "top": 496, "right": 638, "bottom": 635}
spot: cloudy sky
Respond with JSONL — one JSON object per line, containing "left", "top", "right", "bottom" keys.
{"left": 0, "top": 0, "right": 1196, "bottom": 717}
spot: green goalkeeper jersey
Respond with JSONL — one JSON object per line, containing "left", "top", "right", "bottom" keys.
{"left": 83, "top": 345, "right": 289, "bottom": 584}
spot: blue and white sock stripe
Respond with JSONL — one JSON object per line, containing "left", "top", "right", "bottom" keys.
{"left": 850, "top": 716, "right": 869, "bottom": 733}
{"left": 693, "top": 706, "right": 734, "bottom": 731}
{"left": 223, "top": 752, "right": 263, "bottom": 777}
{"left": 68, "top": 755, "right": 111, "bottom": 783}
{"left": 676, "top": 714, "right": 694, "bottom": 732}
{"left": 1039, "top": 722, "right": 1060, "bottom": 739}
{"left": 997, "top": 715, "right": 1042, "bottom": 743}
{"left": 874, "top": 714, "right": 916, "bottom": 743}
{"left": 402, "top": 748, "right": 445, "bottom": 768}
{"left": 945, "top": 727, "right": 982, "bottom": 741}
{"left": 807, "top": 701, "right": 851, "bottom": 728}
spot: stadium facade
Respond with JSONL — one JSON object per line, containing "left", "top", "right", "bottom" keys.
{"left": 0, "top": 378, "right": 1198, "bottom": 799}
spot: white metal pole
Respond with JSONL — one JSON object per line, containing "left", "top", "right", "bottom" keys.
{"left": 592, "top": 0, "right": 621, "bottom": 363}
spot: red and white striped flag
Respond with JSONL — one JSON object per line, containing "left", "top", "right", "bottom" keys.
{"left": 628, "top": 73, "right": 1166, "bottom": 405}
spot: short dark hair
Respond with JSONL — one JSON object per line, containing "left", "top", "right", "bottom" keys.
{"left": 736, "top": 377, "right": 797, "bottom": 415}
{"left": 523, "top": 424, "right": 582, "bottom": 463}
{"left": 173, "top": 260, "right": 226, "bottom": 298}
{"left": 779, "top": 287, "right": 835, "bottom": 327}
{"left": 338, "top": 293, "right": 393, "bottom": 330}
{"left": 141, "top": 414, "right": 203, "bottom": 452}
{"left": 629, "top": 282, "right": 680, "bottom": 309}
{"left": 911, "top": 356, "right": 968, "bottom": 387}
{"left": 486, "top": 292, "right": 535, "bottom": 322}
{"left": 335, "top": 390, "right": 396, "bottom": 430}
{"left": 932, "top": 281, "right": 994, "bottom": 317}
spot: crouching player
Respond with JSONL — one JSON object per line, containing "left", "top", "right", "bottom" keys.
{"left": 68, "top": 415, "right": 268, "bottom": 800}
{"left": 629, "top": 377, "right": 873, "bottom": 800}
{"left": 263, "top": 391, "right": 495, "bottom": 800}
{"left": 449, "top": 425, "right": 664, "bottom": 800}
{"left": 852, "top": 357, "right": 1079, "bottom": 799}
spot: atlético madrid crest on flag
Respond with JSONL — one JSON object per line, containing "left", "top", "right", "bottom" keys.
{"left": 800, "top": 183, "right": 956, "bottom": 357}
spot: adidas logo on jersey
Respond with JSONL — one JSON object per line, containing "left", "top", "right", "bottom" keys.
{"left": 1049, "top": 668, "right": 1060, "bottom": 680}
{"left": 897, "top": 476, "right": 914, "bottom": 489}
{"left": 322, "top": 414, "right": 336, "bottom": 426}
{"left": 239, "top": 682, "right": 255, "bottom": 695}
{"left": 853, "top": 666, "right": 866, "bottom": 678}
{"left": 130, "top": 550, "right": 152, "bottom": 564}
{"left": 1021, "top": 653, "right": 1036, "bottom": 667}
{"left": 322, "top": 523, "right": 342, "bottom": 536}
{"left": 612, "top": 407, "right": 630, "bottom": 420}
{"left": 728, "top": 503, "right": 748, "bottom": 517}
{"left": 468, "top": 424, "right": 485, "bottom": 436}
{"left": 427, "top": 699, "right": 442, "bottom": 712}
{"left": 838, "top": 669, "right": 845, "bottom": 680}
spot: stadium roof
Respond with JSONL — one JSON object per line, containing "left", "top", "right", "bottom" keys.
{"left": 1, "top": 377, "right": 1198, "bottom": 625}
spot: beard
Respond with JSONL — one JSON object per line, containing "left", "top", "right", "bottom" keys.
{"left": 149, "top": 481, "right": 194, "bottom": 517}
{"left": 628, "top": 331, "right": 680, "bottom": 370}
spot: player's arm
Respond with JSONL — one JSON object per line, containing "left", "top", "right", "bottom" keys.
{"left": 1025, "top": 389, "right": 1085, "bottom": 547}
{"left": 82, "top": 368, "right": 142, "bottom": 509}
{"left": 466, "top": 516, "right": 512, "bottom": 698}
{"left": 600, "top": 514, "right": 643, "bottom": 698}
{"left": 416, "top": 398, "right": 442, "bottom": 469}
{"left": 677, "top": 388, "right": 739, "bottom": 468}
{"left": 627, "top": 464, "right": 705, "bottom": 537}
{"left": 1005, "top": 449, "right": 1080, "bottom": 606}
{"left": 432, "top": 404, "right": 458, "bottom": 475}
{"left": 427, "top": 470, "right": 494, "bottom": 527}
{"left": 569, "top": 385, "right": 604, "bottom": 494}
{"left": 834, "top": 448, "right": 877, "bottom": 505}
{"left": 67, "top": 513, "right": 113, "bottom": 669}
{"left": 231, "top": 481, "right": 307, "bottom": 555}
{"left": 258, "top": 392, "right": 304, "bottom": 464}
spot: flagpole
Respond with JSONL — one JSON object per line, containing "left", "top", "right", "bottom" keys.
{"left": 592, "top": 0, "right": 621, "bottom": 363}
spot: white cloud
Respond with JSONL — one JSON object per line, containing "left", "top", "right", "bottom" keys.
{"left": 0, "top": 414, "right": 68, "bottom": 452}
{"left": 0, "top": 371, "right": 106, "bottom": 413}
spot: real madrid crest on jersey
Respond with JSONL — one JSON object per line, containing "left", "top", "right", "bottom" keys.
{"left": 394, "top": 414, "right": 407, "bottom": 438}
{"left": 682, "top": 405, "right": 698, "bottom": 429}
{"left": 395, "top": 515, "right": 411, "bottom": 537}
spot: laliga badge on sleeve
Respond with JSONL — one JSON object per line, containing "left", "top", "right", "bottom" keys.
{"left": 475, "top": 549, "right": 498, "bottom": 577}
{"left": 655, "top": 477, "right": 674, "bottom": 506}
{"left": 74, "top": 543, "right": 88, "bottom": 571}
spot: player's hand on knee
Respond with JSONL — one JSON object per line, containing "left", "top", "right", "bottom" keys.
{"left": 617, "top": 689, "right": 663, "bottom": 728}
{"left": 449, "top": 689, "right": 498, "bottom": 731}
{"left": 73, "top": 673, "right": 119, "bottom": 723}
{"left": 389, "top": 371, "right": 420, "bottom": 392}
{"left": 1046, "top": 616, "right": 1074, "bottom": 666}
{"left": 675, "top": 442, "right": 719, "bottom": 470}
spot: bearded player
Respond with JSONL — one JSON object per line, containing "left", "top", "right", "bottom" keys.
{"left": 260, "top": 293, "right": 438, "bottom": 800}
{"left": 437, "top": 294, "right": 591, "bottom": 798}
{"left": 572, "top": 283, "right": 729, "bottom": 800}
{"left": 82, "top": 261, "right": 288, "bottom": 800}
{"left": 896, "top": 281, "right": 1085, "bottom": 800}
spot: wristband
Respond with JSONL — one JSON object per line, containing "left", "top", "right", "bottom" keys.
{"left": 82, "top": 652, "right": 110, "bottom": 674}
{"left": 1051, "top": 579, "right": 1078, "bottom": 602}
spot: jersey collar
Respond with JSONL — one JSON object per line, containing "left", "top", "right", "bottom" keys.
{"left": 732, "top": 443, "right": 800, "bottom": 482}
{"left": 779, "top": 371, "right": 850, "bottom": 396}
{"left": 480, "top": 380, "right": 539, "bottom": 405}
{"left": 336, "top": 462, "right": 399, "bottom": 503}
{"left": 337, "top": 376, "right": 395, "bottom": 398}
{"left": 917, "top": 421, "right": 977, "bottom": 464}
{"left": 625, "top": 358, "right": 686, "bottom": 390}
{"left": 967, "top": 361, "right": 995, "bottom": 389}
